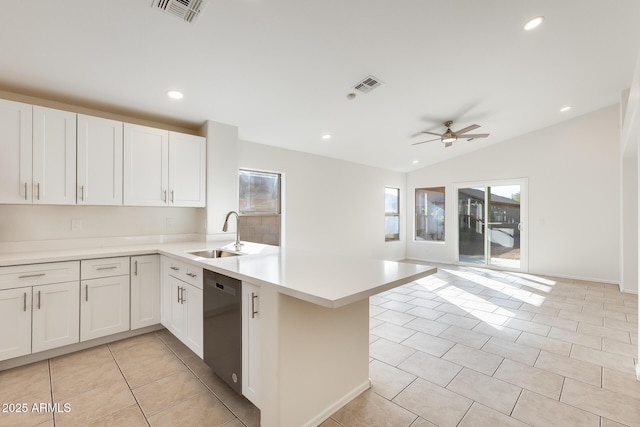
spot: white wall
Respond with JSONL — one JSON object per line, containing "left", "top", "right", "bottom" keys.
{"left": 201, "top": 120, "right": 239, "bottom": 238}
{"left": 621, "top": 54, "right": 640, "bottom": 295}
{"left": 407, "top": 105, "right": 621, "bottom": 284}
{"left": 0, "top": 205, "right": 203, "bottom": 243}
{"left": 238, "top": 140, "right": 407, "bottom": 260}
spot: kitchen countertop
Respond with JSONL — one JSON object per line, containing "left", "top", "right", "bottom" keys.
{"left": 0, "top": 241, "right": 436, "bottom": 308}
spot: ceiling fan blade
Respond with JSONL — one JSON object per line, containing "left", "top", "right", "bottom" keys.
{"left": 454, "top": 124, "right": 480, "bottom": 135}
{"left": 412, "top": 138, "right": 441, "bottom": 145}
{"left": 420, "top": 131, "right": 444, "bottom": 137}
{"left": 461, "top": 133, "right": 489, "bottom": 139}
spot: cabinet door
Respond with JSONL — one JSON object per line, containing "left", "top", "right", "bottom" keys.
{"left": 32, "top": 106, "right": 76, "bottom": 205}
{"left": 0, "top": 287, "right": 31, "bottom": 361}
{"left": 77, "top": 114, "right": 123, "bottom": 205}
{"left": 0, "top": 99, "right": 32, "bottom": 204}
{"left": 80, "top": 275, "right": 130, "bottom": 341}
{"left": 32, "top": 281, "right": 80, "bottom": 353}
{"left": 131, "top": 255, "right": 160, "bottom": 330}
{"left": 183, "top": 282, "right": 203, "bottom": 358}
{"left": 168, "top": 132, "right": 206, "bottom": 207}
{"left": 164, "top": 275, "right": 186, "bottom": 337}
{"left": 123, "top": 123, "right": 168, "bottom": 206}
{"left": 242, "top": 282, "right": 260, "bottom": 405}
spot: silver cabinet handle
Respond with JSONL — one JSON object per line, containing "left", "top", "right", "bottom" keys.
{"left": 85, "top": 284, "right": 88, "bottom": 302}
{"left": 177, "top": 286, "right": 181, "bottom": 303}
{"left": 18, "top": 273, "right": 45, "bottom": 279}
{"left": 251, "top": 292, "right": 258, "bottom": 318}
{"left": 23, "top": 292, "right": 27, "bottom": 312}
{"left": 186, "top": 272, "right": 197, "bottom": 278}
{"left": 163, "top": 189, "right": 167, "bottom": 202}
{"left": 170, "top": 190, "right": 174, "bottom": 203}
{"left": 38, "top": 290, "right": 41, "bottom": 309}
{"left": 134, "top": 260, "right": 138, "bottom": 276}
{"left": 24, "top": 182, "right": 27, "bottom": 200}
{"left": 96, "top": 266, "right": 117, "bottom": 271}
{"left": 36, "top": 183, "right": 40, "bottom": 200}
{"left": 181, "top": 286, "right": 186, "bottom": 303}
{"left": 80, "top": 185, "right": 84, "bottom": 202}
{"left": 170, "top": 266, "right": 180, "bottom": 271}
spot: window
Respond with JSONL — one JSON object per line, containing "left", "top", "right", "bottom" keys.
{"left": 415, "top": 187, "right": 445, "bottom": 241}
{"left": 239, "top": 170, "right": 281, "bottom": 214}
{"left": 239, "top": 169, "right": 282, "bottom": 246}
{"left": 385, "top": 187, "right": 400, "bottom": 242}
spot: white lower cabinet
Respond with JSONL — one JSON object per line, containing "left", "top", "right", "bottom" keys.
{"left": 161, "top": 256, "right": 203, "bottom": 358}
{"left": 0, "top": 261, "right": 80, "bottom": 362}
{"left": 242, "top": 282, "right": 261, "bottom": 406}
{"left": 0, "top": 287, "right": 32, "bottom": 361}
{"left": 131, "top": 255, "right": 161, "bottom": 330}
{"left": 32, "top": 281, "right": 80, "bottom": 353}
{"left": 80, "top": 258, "right": 130, "bottom": 342}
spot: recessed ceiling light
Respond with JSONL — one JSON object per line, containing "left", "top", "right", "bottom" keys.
{"left": 524, "top": 16, "right": 544, "bottom": 31}
{"left": 321, "top": 134, "right": 332, "bottom": 140}
{"left": 560, "top": 106, "right": 572, "bottom": 112}
{"left": 412, "top": 160, "right": 420, "bottom": 164}
{"left": 167, "top": 90, "right": 184, "bottom": 99}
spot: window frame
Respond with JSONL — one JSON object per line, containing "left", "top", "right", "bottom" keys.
{"left": 385, "top": 186, "right": 400, "bottom": 242}
{"left": 415, "top": 186, "right": 446, "bottom": 242}
{"left": 238, "top": 169, "right": 282, "bottom": 215}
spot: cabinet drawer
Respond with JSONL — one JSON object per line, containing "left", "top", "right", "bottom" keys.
{"left": 165, "top": 258, "right": 202, "bottom": 289}
{"left": 0, "top": 261, "right": 80, "bottom": 291}
{"left": 81, "top": 257, "right": 130, "bottom": 280}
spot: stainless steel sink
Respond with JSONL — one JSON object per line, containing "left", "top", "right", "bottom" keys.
{"left": 188, "top": 249, "right": 242, "bottom": 259}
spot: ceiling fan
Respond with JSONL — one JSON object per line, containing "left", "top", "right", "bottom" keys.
{"left": 412, "top": 120, "right": 489, "bottom": 147}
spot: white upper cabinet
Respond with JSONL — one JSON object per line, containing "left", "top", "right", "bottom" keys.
{"left": 77, "top": 114, "right": 123, "bottom": 205}
{"left": 0, "top": 99, "right": 32, "bottom": 204}
{"left": 32, "top": 106, "right": 77, "bottom": 205}
{"left": 169, "top": 132, "right": 206, "bottom": 207}
{"left": 0, "top": 101, "right": 76, "bottom": 205}
{"left": 1, "top": 97, "right": 204, "bottom": 207}
{"left": 123, "top": 123, "right": 169, "bottom": 206}
{"left": 124, "top": 123, "right": 205, "bottom": 207}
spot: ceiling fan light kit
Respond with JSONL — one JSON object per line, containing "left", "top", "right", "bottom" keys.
{"left": 412, "top": 120, "right": 490, "bottom": 148}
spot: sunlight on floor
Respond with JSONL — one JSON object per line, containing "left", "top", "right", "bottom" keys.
{"left": 413, "top": 265, "right": 560, "bottom": 329}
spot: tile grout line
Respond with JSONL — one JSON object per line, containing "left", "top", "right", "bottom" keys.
{"left": 48, "top": 358, "right": 56, "bottom": 427}
{"left": 509, "top": 388, "right": 524, "bottom": 417}
{"left": 161, "top": 336, "right": 249, "bottom": 427}
{"left": 105, "top": 343, "right": 152, "bottom": 427}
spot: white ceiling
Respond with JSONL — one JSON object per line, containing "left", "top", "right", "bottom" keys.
{"left": 1, "top": 1, "right": 639, "bottom": 172}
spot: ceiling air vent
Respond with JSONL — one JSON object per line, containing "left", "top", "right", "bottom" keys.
{"left": 152, "top": 0, "right": 206, "bottom": 24}
{"left": 353, "top": 75, "right": 383, "bottom": 93}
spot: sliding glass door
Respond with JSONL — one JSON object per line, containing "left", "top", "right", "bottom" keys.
{"left": 457, "top": 180, "right": 526, "bottom": 270}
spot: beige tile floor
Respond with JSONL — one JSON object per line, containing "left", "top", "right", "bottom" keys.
{"left": 1, "top": 263, "right": 639, "bottom": 427}
{"left": 323, "top": 263, "right": 640, "bottom": 427}
{"left": 0, "top": 329, "right": 258, "bottom": 427}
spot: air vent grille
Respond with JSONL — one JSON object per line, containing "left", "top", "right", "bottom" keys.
{"left": 153, "top": 0, "right": 206, "bottom": 23}
{"left": 353, "top": 75, "right": 383, "bottom": 93}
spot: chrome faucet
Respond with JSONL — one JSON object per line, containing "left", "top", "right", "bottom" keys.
{"left": 222, "top": 211, "right": 243, "bottom": 251}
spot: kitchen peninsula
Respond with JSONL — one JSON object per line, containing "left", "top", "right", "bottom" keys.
{"left": 0, "top": 240, "right": 436, "bottom": 427}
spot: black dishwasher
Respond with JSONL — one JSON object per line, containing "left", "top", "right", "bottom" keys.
{"left": 203, "top": 270, "right": 242, "bottom": 394}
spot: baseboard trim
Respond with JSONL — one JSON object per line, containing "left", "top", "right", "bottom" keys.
{"left": 0, "top": 324, "right": 163, "bottom": 371}
{"left": 303, "top": 379, "right": 371, "bottom": 427}
{"left": 403, "top": 258, "right": 622, "bottom": 288}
